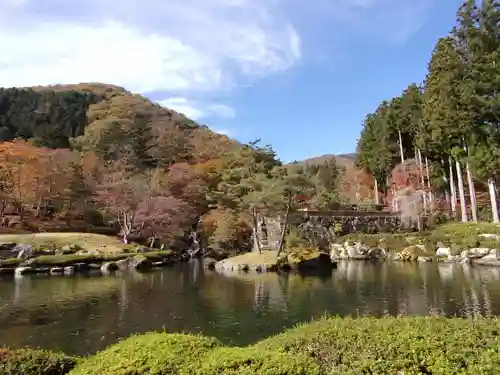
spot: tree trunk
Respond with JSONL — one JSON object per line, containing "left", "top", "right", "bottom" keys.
{"left": 251, "top": 207, "right": 262, "bottom": 254}
{"left": 149, "top": 236, "right": 156, "bottom": 248}
{"left": 276, "top": 192, "right": 291, "bottom": 258}
{"left": 417, "top": 148, "right": 427, "bottom": 213}
{"left": 398, "top": 129, "right": 405, "bottom": 164}
{"left": 488, "top": 178, "right": 499, "bottom": 223}
{"left": 465, "top": 162, "right": 477, "bottom": 222}
{"left": 455, "top": 159, "right": 468, "bottom": 222}
{"left": 448, "top": 156, "right": 457, "bottom": 214}
{"left": 425, "top": 156, "right": 433, "bottom": 210}
{"left": 374, "top": 178, "right": 379, "bottom": 205}
{"left": 122, "top": 233, "right": 129, "bottom": 244}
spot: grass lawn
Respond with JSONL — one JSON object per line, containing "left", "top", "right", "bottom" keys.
{"left": 0, "top": 232, "right": 134, "bottom": 253}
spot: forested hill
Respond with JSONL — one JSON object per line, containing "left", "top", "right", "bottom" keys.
{"left": 0, "top": 83, "right": 237, "bottom": 161}
{"left": 0, "top": 83, "right": 362, "bottom": 253}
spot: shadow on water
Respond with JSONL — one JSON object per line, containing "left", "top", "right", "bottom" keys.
{"left": 1, "top": 259, "right": 500, "bottom": 355}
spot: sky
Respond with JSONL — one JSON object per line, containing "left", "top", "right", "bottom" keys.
{"left": 0, "top": 0, "right": 465, "bottom": 162}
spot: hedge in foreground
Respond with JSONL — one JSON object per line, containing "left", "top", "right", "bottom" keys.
{"left": 255, "top": 316, "right": 500, "bottom": 374}
{"left": 182, "top": 347, "right": 322, "bottom": 375}
{"left": 9, "top": 316, "right": 500, "bottom": 374}
{"left": 0, "top": 347, "right": 77, "bottom": 375}
{"left": 68, "top": 332, "right": 221, "bottom": 375}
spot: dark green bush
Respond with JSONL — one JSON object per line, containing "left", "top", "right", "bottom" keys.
{"left": 69, "top": 332, "right": 221, "bottom": 375}
{"left": 0, "top": 347, "right": 77, "bottom": 375}
{"left": 183, "top": 347, "right": 322, "bottom": 375}
{"left": 255, "top": 316, "right": 500, "bottom": 374}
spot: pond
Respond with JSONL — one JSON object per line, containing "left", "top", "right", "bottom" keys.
{"left": 1, "top": 260, "right": 500, "bottom": 356}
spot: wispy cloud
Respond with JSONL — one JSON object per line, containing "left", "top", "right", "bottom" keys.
{"left": 0, "top": 0, "right": 300, "bottom": 94}
{"left": 158, "top": 97, "right": 235, "bottom": 121}
{"left": 0, "top": 0, "right": 431, "bottom": 122}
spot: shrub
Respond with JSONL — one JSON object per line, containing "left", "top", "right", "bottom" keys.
{"left": 0, "top": 347, "right": 77, "bottom": 375}
{"left": 255, "top": 316, "right": 500, "bottom": 374}
{"left": 69, "top": 332, "right": 221, "bottom": 375}
{"left": 183, "top": 347, "right": 322, "bottom": 375}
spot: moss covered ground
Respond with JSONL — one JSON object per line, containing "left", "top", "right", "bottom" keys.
{"left": 4, "top": 316, "right": 500, "bottom": 374}
{"left": 0, "top": 232, "right": 136, "bottom": 254}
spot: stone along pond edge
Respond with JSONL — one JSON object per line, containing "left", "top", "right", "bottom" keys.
{"left": 0, "top": 250, "right": 180, "bottom": 277}
{"left": 5, "top": 316, "right": 500, "bottom": 374}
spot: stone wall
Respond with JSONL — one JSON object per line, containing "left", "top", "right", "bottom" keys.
{"left": 252, "top": 210, "right": 429, "bottom": 252}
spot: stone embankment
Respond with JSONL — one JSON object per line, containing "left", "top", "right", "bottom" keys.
{"left": 330, "top": 233, "right": 500, "bottom": 267}
{"left": 0, "top": 243, "right": 179, "bottom": 277}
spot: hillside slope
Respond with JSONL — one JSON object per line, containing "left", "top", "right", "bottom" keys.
{"left": 300, "top": 153, "right": 376, "bottom": 204}
{"left": 0, "top": 83, "right": 237, "bottom": 163}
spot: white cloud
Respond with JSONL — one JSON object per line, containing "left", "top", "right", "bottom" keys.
{"left": 0, "top": 0, "right": 301, "bottom": 94}
{"left": 0, "top": 0, "right": 432, "bottom": 123}
{"left": 158, "top": 97, "right": 235, "bottom": 121}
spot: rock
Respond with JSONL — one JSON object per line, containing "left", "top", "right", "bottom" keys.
{"left": 152, "top": 260, "right": 167, "bottom": 267}
{"left": 14, "top": 244, "right": 34, "bottom": 260}
{"left": 474, "top": 253, "right": 500, "bottom": 266}
{"left": 135, "top": 247, "right": 152, "bottom": 253}
{"left": 203, "top": 257, "right": 217, "bottom": 269}
{"left": 288, "top": 252, "right": 333, "bottom": 270}
{"left": 50, "top": 267, "right": 64, "bottom": 275}
{"left": 76, "top": 249, "right": 100, "bottom": 256}
{"left": 64, "top": 266, "right": 75, "bottom": 275}
{"left": 417, "top": 256, "right": 433, "bottom": 262}
{"left": 188, "top": 248, "right": 202, "bottom": 258}
{"left": 461, "top": 248, "right": 490, "bottom": 259}
{"left": 14, "top": 266, "right": 33, "bottom": 276}
{"left": 368, "top": 247, "right": 386, "bottom": 260}
{"left": 436, "top": 247, "right": 451, "bottom": 258}
{"left": 479, "top": 233, "right": 500, "bottom": 240}
{"left": 56, "top": 244, "right": 80, "bottom": 255}
{"left": 34, "top": 268, "right": 50, "bottom": 274}
{"left": 345, "top": 244, "right": 370, "bottom": 260}
{"left": 73, "top": 262, "right": 90, "bottom": 271}
{"left": 100, "top": 262, "right": 118, "bottom": 272}
{"left": 116, "top": 255, "right": 151, "bottom": 271}
{"left": 399, "top": 245, "right": 425, "bottom": 261}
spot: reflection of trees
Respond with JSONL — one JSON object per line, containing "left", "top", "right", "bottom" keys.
{"left": 2, "top": 262, "right": 500, "bottom": 357}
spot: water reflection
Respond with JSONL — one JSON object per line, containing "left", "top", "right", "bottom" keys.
{"left": 0, "top": 260, "right": 500, "bottom": 355}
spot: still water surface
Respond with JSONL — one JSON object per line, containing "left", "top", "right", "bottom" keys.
{"left": 1, "top": 260, "right": 500, "bottom": 355}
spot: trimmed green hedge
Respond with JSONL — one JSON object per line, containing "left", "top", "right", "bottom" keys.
{"left": 68, "top": 332, "right": 221, "bottom": 375}
{"left": 7, "top": 317, "right": 500, "bottom": 374}
{"left": 255, "top": 316, "right": 500, "bottom": 374}
{"left": 182, "top": 347, "right": 322, "bottom": 375}
{"left": 0, "top": 348, "right": 77, "bottom": 375}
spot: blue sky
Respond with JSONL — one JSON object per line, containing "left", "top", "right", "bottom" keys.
{"left": 0, "top": 0, "right": 464, "bottom": 162}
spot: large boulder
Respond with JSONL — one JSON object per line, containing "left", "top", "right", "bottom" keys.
{"left": 345, "top": 242, "right": 370, "bottom": 260}
{"left": 330, "top": 244, "right": 348, "bottom": 260}
{"left": 287, "top": 248, "right": 334, "bottom": 270}
{"left": 436, "top": 247, "right": 451, "bottom": 258}
{"left": 399, "top": 245, "right": 426, "bottom": 261}
{"left": 14, "top": 244, "right": 34, "bottom": 260}
{"left": 368, "top": 247, "right": 387, "bottom": 260}
{"left": 116, "top": 255, "right": 151, "bottom": 271}
{"left": 460, "top": 248, "right": 490, "bottom": 259}
{"left": 473, "top": 253, "right": 500, "bottom": 266}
